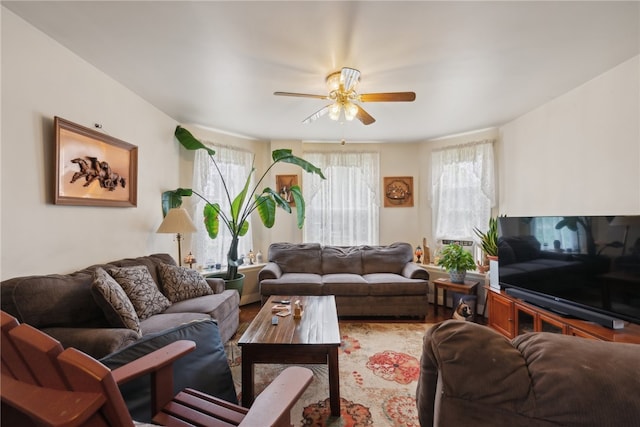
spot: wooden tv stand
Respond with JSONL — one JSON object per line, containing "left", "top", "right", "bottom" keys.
{"left": 487, "top": 288, "right": 640, "bottom": 344}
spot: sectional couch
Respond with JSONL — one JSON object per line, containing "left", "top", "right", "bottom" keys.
{"left": 1, "top": 253, "right": 239, "bottom": 359}
{"left": 417, "top": 320, "right": 640, "bottom": 426}
{"left": 258, "top": 242, "right": 429, "bottom": 317}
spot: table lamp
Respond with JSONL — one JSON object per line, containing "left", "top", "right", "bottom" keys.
{"left": 157, "top": 208, "right": 197, "bottom": 266}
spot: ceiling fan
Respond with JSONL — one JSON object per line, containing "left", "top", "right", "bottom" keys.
{"left": 274, "top": 67, "right": 416, "bottom": 126}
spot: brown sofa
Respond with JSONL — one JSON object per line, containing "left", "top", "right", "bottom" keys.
{"left": 417, "top": 320, "right": 640, "bottom": 426}
{"left": 1, "top": 253, "right": 239, "bottom": 359}
{"left": 259, "top": 242, "right": 429, "bottom": 317}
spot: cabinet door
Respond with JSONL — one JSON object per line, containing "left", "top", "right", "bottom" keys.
{"left": 488, "top": 291, "right": 514, "bottom": 338}
{"left": 537, "top": 312, "right": 567, "bottom": 334}
{"left": 514, "top": 302, "right": 536, "bottom": 335}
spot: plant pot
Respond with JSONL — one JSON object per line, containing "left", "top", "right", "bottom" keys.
{"left": 449, "top": 270, "right": 466, "bottom": 284}
{"left": 207, "top": 272, "right": 245, "bottom": 296}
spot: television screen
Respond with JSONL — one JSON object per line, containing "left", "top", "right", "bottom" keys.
{"left": 497, "top": 216, "right": 640, "bottom": 325}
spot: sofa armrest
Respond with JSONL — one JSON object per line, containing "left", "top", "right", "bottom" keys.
{"left": 205, "top": 277, "right": 225, "bottom": 294}
{"left": 42, "top": 326, "right": 140, "bottom": 360}
{"left": 258, "top": 262, "right": 282, "bottom": 280}
{"left": 417, "top": 320, "right": 533, "bottom": 427}
{"left": 402, "top": 262, "right": 429, "bottom": 280}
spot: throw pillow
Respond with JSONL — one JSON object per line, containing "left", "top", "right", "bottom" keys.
{"left": 90, "top": 267, "right": 141, "bottom": 335}
{"left": 108, "top": 265, "right": 171, "bottom": 320}
{"left": 158, "top": 263, "right": 214, "bottom": 303}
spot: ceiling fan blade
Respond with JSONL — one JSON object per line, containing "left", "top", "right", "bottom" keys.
{"left": 356, "top": 105, "right": 376, "bottom": 125}
{"left": 274, "top": 91, "right": 328, "bottom": 100}
{"left": 302, "top": 105, "right": 331, "bottom": 124}
{"left": 359, "top": 92, "right": 416, "bottom": 102}
{"left": 341, "top": 67, "right": 361, "bottom": 92}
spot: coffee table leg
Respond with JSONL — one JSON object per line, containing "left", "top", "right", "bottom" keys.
{"left": 328, "top": 346, "right": 340, "bottom": 416}
{"left": 241, "top": 355, "right": 254, "bottom": 408}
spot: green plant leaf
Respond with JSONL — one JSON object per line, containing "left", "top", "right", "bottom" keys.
{"left": 161, "top": 188, "right": 193, "bottom": 216}
{"left": 290, "top": 185, "right": 305, "bottom": 228}
{"left": 256, "top": 194, "right": 276, "bottom": 228}
{"left": 203, "top": 203, "right": 220, "bottom": 239}
{"left": 272, "top": 149, "right": 326, "bottom": 179}
{"left": 174, "top": 126, "right": 215, "bottom": 155}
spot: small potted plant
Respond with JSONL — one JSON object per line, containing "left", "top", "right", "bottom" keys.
{"left": 436, "top": 243, "right": 476, "bottom": 283}
{"left": 473, "top": 217, "right": 498, "bottom": 272}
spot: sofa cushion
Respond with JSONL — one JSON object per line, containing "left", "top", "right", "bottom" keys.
{"left": 364, "top": 273, "right": 429, "bottom": 295}
{"left": 362, "top": 242, "right": 413, "bottom": 274}
{"left": 9, "top": 273, "right": 105, "bottom": 328}
{"left": 138, "top": 312, "right": 209, "bottom": 335}
{"left": 163, "top": 291, "right": 240, "bottom": 328}
{"left": 268, "top": 242, "right": 322, "bottom": 273}
{"left": 260, "top": 273, "right": 323, "bottom": 296}
{"left": 322, "top": 273, "right": 369, "bottom": 295}
{"left": 108, "top": 265, "right": 171, "bottom": 320}
{"left": 158, "top": 263, "right": 214, "bottom": 303}
{"left": 322, "top": 246, "right": 363, "bottom": 274}
{"left": 91, "top": 267, "right": 141, "bottom": 334}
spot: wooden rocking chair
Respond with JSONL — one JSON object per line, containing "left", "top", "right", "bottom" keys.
{"left": 1, "top": 310, "right": 313, "bottom": 427}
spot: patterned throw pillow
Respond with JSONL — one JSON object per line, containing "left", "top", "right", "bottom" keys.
{"left": 90, "top": 267, "right": 141, "bottom": 335}
{"left": 158, "top": 263, "right": 214, "bottom": 303}
{"left": 108, "top": 265, "right": 171, "bottom": 320}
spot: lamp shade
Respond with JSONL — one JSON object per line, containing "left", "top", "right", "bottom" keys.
{"left": 157, "top": 208, "right": 197, "bottom": 234}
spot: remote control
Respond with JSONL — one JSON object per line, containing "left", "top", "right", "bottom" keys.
{"left": 271, "top": 316, "right": 279, "bottom": 325}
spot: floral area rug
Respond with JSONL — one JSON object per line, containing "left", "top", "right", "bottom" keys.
{"left": 225, "top": 322, "right": 433, "bottom": 427}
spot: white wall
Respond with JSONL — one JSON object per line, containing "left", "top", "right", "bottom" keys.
{"left": 498, "top": 56, "right": 640, "bottom": 216}
{"left": 1, "top": 9, "right": 179, "bottom": 279}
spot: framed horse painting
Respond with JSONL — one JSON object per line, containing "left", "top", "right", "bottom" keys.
{"left": 54, "top": 116, "right": 138, "bottom": 207}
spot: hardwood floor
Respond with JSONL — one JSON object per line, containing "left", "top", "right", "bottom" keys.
{"left": 238, "top": 300, "right": 471, "bottom": 325}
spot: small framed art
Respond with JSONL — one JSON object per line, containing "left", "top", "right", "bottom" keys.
{"left": 383, "top": 176, "right": 414, "bottom": 207}
{"left": 54, "top": 116, "right": 138, "bottom": 207}
{"left": 276, "top": 174, "right": 298, "bottom": 206}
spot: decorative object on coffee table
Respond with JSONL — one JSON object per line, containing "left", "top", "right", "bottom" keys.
{"left": 436, "top": 243, "right": 476, "bottom": 283}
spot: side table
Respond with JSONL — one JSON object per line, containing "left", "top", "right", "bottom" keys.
{"left": 433, "top": 277, "right": 480, "bottom": 319}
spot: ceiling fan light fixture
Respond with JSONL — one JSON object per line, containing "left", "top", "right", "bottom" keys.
{"left": 326, "top": 71, "right": 341, "bottom": 92}
{"left": 329, "top": 102, "right": 342, "bottom": 120}
{"left": 344, "top": 101, "right": 358, "bottom": 121}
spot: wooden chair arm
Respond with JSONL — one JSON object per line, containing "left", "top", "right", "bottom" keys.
{"left": 111, "top": 339, "right": 196, "bottom": 384}
{"left": 1, "top": 374, "right": 106, "bottom": 427}
{"left": 111, "top": 339, "right": 196, "bottom": 415}
{"left": 239, "top": 366, "right": 313, "bottom": 427}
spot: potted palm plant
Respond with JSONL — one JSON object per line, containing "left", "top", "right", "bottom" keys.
{"left": 162, "top": 126, "right": 325, "bottom": 294}
{"left": 436, "top": 243, "right": 476, "bottom": 283}
{"left": 473, "top": 217, "right": 498, "bottom": 272}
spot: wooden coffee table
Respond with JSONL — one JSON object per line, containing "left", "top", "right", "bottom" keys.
{"left": 238, "top": 295, "right": 341, "bottom": 416}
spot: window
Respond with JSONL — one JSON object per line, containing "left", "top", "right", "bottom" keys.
{"left": 431, "top": 140, "right": 495, "bottom": 241}
{"left": 192, "top": 144, "right": 254, "bottom": 268}
{"left": 303, "top": 151, "right": 380, "bottom": 245}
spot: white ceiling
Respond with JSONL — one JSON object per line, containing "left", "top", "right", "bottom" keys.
{"left": 4, "top": 1, "right": 639, "bottom": 143}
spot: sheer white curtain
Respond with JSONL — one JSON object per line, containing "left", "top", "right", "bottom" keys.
{"left": 191, "top": 144, "right": 254, "bottom": 268}
{"left": 431, "top": 140, "right": 495, "bottom": 241}
{"left": 303, "top": 151, "right": 379, "bottom": 245}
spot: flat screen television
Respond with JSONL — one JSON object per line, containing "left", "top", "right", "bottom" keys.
{"left": 497, "top": 215, "right": 640, "bottom": 329}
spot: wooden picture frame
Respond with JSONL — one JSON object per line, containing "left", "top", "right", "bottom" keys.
{"left": 54, "top": 116, "right": 138, "bottom": 207}
{"left": 276, "top": 174, "right": 298, "bottom": 207}
{"left": 383, "top": 176, "right": 414, "bottom": 207}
